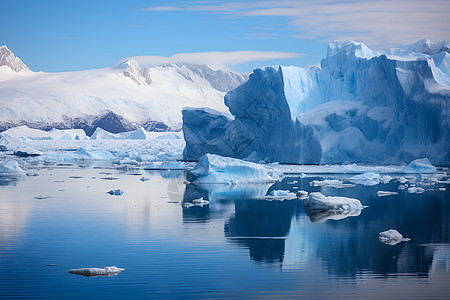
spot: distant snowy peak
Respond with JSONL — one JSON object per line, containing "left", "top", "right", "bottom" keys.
{"left": 164, "top": 63, "right": 248, "bottom": 93}
{"left": 0, "top": 45, "right": 30, "bottom": 72}
{"left": 408, "top": 39, "right": 450, "bottom": 55}
{"left": 120, "top": 59, "right": 152, "bottom": 86}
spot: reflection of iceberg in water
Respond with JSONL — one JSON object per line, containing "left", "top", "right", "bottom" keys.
{"left": 187, "top": 182, "right": 272, "bottom": 202}
{"left": 182, "top": 182, "right": 273, "bottom": 224}
{"left": 224, "top": 199, "right": 301, "bottom": 264}
{"left": 305, "top": 208, "right": 361, "bottom": 223}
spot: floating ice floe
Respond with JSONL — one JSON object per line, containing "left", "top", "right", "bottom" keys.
{"left": 377, "top": 191, "right": 398, "bottom": 197}
{"left": 378, "top": 229, "right": 410, "bottom": 245}
{"left": 263, "top": 190, "right": 298, "bottom": 201}
{"left": 68, "top": 266, "right": 125, "bottom": 277}
{"left": 304, "top": 192, "right": 364, "bottom": 211}
{"left": 407, "top": 186, "right": 425, "bottom": 194}
{"left": 184, "top": 197, "right": 209, "bottom": 208}
{"left": 398, "top": 177, "right": 408, "bottom": 184}
{"left": 0, "top": 160, "right": 26, "bottom": 179}
{"left": 13, "top": 147, "right": 42, "bottom": 157}
{"left": 310, "top": 179, "right": 355, "bottom": 188}
{"left": 402, "top": 158, "right": 436, "bottom": 174}
{"left": 34, "top": 195, "right": 52, "bottom": 200}
{"left": 107, "top": 189, "right": 124, "bottom": 196}
{"left": 380, "top": 175, "right": 393, "bottom": 184}
{"left": 348, "top": 172, "right": 380, "bottom": 186}
{"left": 188, "top": 154, "right": 275, "bottom": 184}
{"left": 439, "top": 187, "right": 447, "bottom": 191}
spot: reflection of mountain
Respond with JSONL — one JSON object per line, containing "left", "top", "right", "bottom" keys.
{"left": 225, "top": 199, "right": 302, "bottom": 264}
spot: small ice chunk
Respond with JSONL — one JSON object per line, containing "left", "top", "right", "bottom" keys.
{"left": 296, "top": 190, "right": 308, "bottom": 199}
{"left": 183, "top": 202, "right": 194, "bottom": 208}
{"left": 192, "top": 197, "right": 209, "bottom": 206}
{"left": 380, "top": 175, "right": 393, "bottom": 184}
{"left": 287, "top": 180, "right": 298, "bottom": 184}
{"left": 407, "top": 187, "right": 425, "bottom": 194}
{"left": 403, "top": 158, "right": 436, "bottom": 174}
{"left": 378, "top": 229, "right": 410, "bottom": 245}
{"left": 107, "top": 189, "right": 124, "bottom": 196}
{"left": 68, "top": 266, "right": 125, "bottom": 277}
{"left": 34, "top": 195, "right": 52, "bottom": 200}
{"left": 348, "top": 172, "right": 380, "bottom": 186}
{"left": 304, "top": 192, "right": 364, "bottom": 211}
{"left": 398, "top": 176, "right": 408, "bottom": 184}
{"left": 184, "top": 197, "right": 209, "bottom": 208}
{"left": 377, "top": 191, "right": 398, "bottom": 197}
{"left": 439, "top": 187, "right": 446, "bottom": 191}
{"left": 398, "top": 184, "right": 408, "bottom": 190}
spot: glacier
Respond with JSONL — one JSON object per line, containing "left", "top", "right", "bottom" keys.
{"left": 183, "top": 40, "right": 450, "bottom": 165}
{"left": 0, "top": 45, "right": 247, "bottom": 133}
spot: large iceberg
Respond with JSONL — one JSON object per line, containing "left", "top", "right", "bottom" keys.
{"left": 183, "top": 40, "right": 450, "bottom": 165}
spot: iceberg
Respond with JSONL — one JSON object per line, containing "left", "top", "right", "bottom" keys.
{"left": 402, "top": 158, "right": 437, "bottom": 174}
{"left": 378, "top": 229, "right": 410, "bottom": 245}
{"left": 68, "top": 266, "right": 125, "bottom": 277}
{"left": 188, "top": 154, "right": 275, "bottom": 184}
{"left": 0, "top": 160, "right": 26, "bottom": 179}
{"left": 303, "top": 192, "right": 364, "bottom": 211}
{"left": 183, "top": 40, "right": 450, "bottom": 165}
{"left": 348, "top": 172, "right": 380, "bottom": 186}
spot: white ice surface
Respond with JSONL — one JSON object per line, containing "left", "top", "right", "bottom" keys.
{"left": 304, "top": 192, "right": 364, "bottom": 211}
{"left": 190, "top": 154, "right": 274, "bottom": 184}
{"left": 377, "top": 191, "right": 398, "bottom": 197}
{"left": 68, "top": 266, "right": 125, "bottom": 277}
{"left": 379, "top": 229, "right": 410, "bottom": 245}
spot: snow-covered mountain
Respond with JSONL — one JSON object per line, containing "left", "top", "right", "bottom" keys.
{"left": 183, "top": 39, "right": 450, "bottom": 165}
{"left": 0, "top": 46, "right": 248, "bottom": 134}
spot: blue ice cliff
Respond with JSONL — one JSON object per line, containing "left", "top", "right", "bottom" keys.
{"left": 183, "top": 40, "right": 450, "bottom": 165}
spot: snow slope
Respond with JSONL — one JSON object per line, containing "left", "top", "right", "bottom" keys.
{"left": 183, "top": 40, "right": 450, "bottom": 165}
{"left": 0, "top": 46, "right": 247, "bottom": 133}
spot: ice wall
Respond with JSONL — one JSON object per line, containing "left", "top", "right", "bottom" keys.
{"left": 183, "top": 40, "right": 450, "bottom": 165}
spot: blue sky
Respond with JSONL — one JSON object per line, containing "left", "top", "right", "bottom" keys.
{"left": 1, "top": 0, "right": 449, "bottom": 73}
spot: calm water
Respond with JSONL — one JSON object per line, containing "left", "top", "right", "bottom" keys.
{"left": 0, "top": 167, "right": 449, "bottom": 299}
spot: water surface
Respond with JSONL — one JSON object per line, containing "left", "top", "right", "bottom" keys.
{"left": 1, "top": 167, "right": 449, "bottom": 299}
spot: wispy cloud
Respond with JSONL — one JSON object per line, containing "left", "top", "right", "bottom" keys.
{"left": 119, "top": 51, "right": 302, "bottom": 70}
{"left": 144, "top": 0, "right": 450, "bottom": 47}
